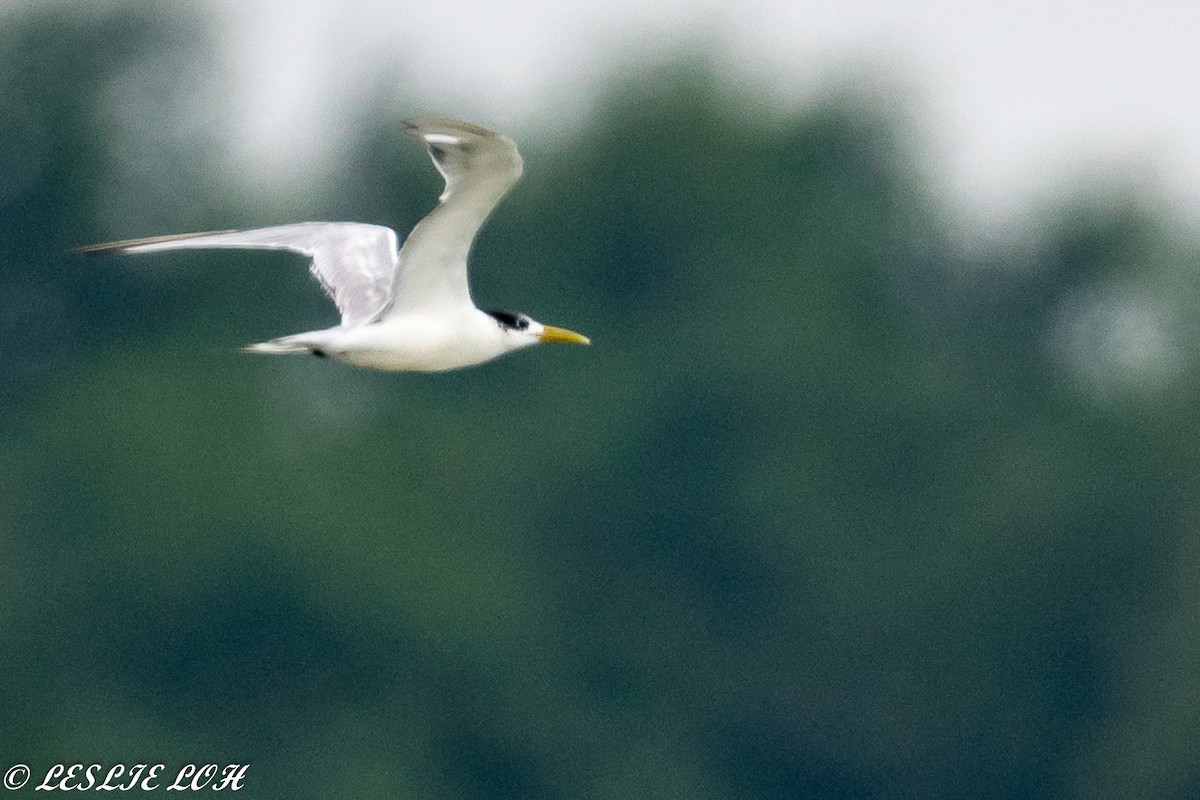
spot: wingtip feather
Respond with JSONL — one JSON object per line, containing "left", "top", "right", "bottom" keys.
{"left": 401, "top": 116, "right": 498, "bottom": 141}
{"left": 71, "top": 230, "right": 240, "bottom": 256}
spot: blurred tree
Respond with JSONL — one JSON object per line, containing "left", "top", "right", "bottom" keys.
{"left": 0, "top": 7, "right": 230, "bottom": 403}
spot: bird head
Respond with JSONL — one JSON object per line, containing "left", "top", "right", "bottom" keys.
{"left": 485, "top": 310, "right": 590, "bottom": 350}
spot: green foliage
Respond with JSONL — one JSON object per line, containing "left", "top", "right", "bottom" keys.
{"left": 3, "top": 5, "right": 1200, "bottom": 800}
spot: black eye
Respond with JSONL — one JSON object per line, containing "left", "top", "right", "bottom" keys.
{"left": 515, "top": 315, "right": 530, "bottom": 330}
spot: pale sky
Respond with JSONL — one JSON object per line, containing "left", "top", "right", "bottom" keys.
{"left": 208, "top": 0, "right": 1200, "bottom": 231}
{"left": 15, "top": 0, "right": 1200, "bottom": 230}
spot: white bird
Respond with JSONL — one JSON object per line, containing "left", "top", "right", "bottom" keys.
{"left": 77, "top": 116, "right": 590, "bottom": 372}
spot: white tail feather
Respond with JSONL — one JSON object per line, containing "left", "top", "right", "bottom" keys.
{"left": 242, "top": 337, "right": 312, "bottom": 355}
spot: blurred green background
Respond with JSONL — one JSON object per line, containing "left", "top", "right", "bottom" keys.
{"left": 4, "top": 4, "right": 1200, "bottom": 799}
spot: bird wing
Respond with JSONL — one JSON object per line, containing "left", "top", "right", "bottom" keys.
{"left": 386, "top": 117, "right": 524, "bottom": 315}
{"left": 76, "top": 222, "right": 399, "bottom": 328}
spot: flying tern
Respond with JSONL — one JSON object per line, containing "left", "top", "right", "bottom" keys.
{"left": 77, "top": 116, "right": 590, "bottom": 372}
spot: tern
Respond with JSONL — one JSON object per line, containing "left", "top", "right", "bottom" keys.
{"left": 77, "top": 117, "right": 590, "bottom": 372}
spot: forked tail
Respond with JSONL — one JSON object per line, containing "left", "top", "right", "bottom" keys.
{"left": 242, "top": 335, "right": 314, "bottom": 355}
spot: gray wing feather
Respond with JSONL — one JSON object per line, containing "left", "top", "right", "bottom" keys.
{"left": 387, "top": 117, "right": 524, "bottom": 314}
{"left": 77, "top": 222, "right": 399, "bottom": 327}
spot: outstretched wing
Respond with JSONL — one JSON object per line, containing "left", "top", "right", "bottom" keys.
{"left": 76, "top": 222, "right": 399, "bottom": 327}
{"left": 387, "top": 117, "right": 524, "bottom": 315}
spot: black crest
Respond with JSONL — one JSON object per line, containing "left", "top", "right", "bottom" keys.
{"left": 486, "top": 310, "right": 531, "bottom": 331}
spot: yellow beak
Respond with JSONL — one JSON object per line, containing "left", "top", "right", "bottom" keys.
{"left": 539, "top": 325, "right": 591, "bottom": 346}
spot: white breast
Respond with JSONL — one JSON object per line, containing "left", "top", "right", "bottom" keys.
{"left": 326, "top": 308, "right": 512, "bottom": 372}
